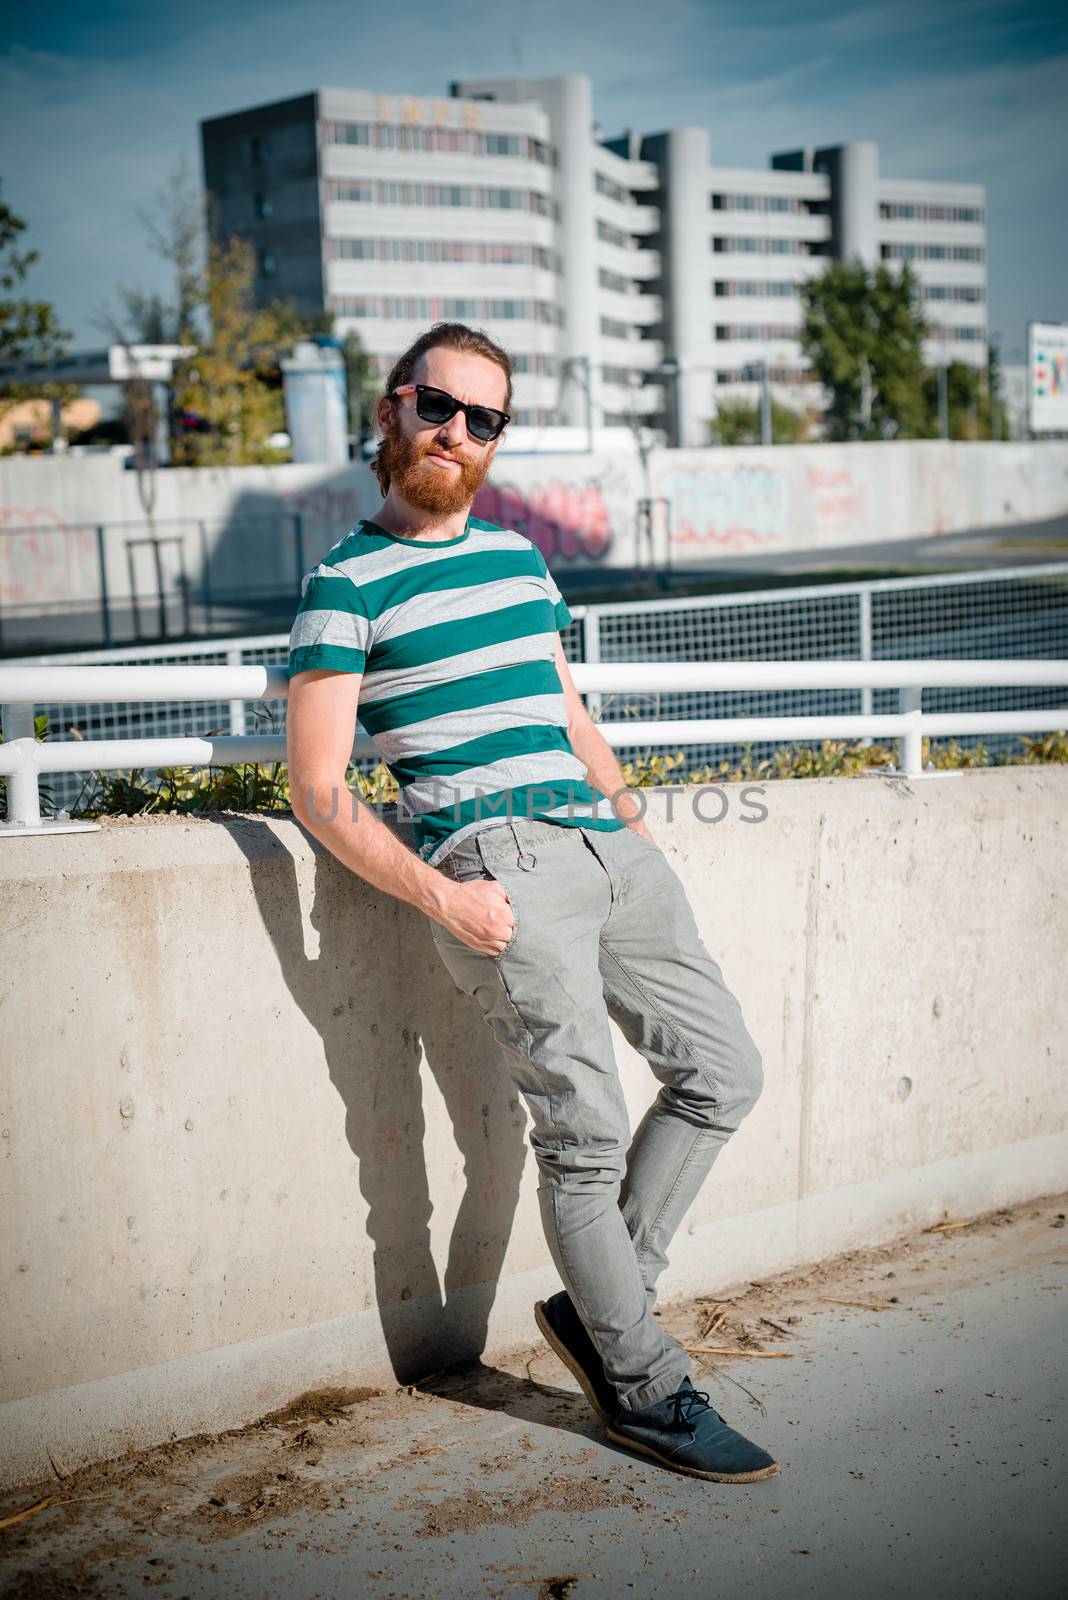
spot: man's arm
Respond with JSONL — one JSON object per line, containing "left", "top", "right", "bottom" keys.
{"left": 551, "top": 634, "right": 655, "bottom": 840}
{"left": 286, "top": 668, "right": 515, "bottom": 953}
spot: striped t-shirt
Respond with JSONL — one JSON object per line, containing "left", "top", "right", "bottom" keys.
{"left": 287, "top": 512, "right": 627, "bottom": 867}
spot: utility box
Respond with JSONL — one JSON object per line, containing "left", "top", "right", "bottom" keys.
{"left": 281, "top": 337, "right": 349, "bottom": 464}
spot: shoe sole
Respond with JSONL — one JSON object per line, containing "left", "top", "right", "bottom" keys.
{"left": 533, "top": 1300, "right": 614, "bottom": 1424}
{"left": 604, "top": 1426, "right": 781, "bottom": 1484}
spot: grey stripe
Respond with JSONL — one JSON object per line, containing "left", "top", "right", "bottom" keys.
{"left": 288, "top": 606, "right": 372, "bottom": 653}
{"left": 373, "top": 571, "right": 548, "bottom": 643}
{"left": 358, "top": 632, "right": 552, "bottom": 705}
{"left": 330, "top": 525, "right": 522, "bottom": 586}
{"left": 400, "top": 753, "right": 590, "bottom": 817}
{"left": 370, "top": 693, "right": 570, "bottom": 761}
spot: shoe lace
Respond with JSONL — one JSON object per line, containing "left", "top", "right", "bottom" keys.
{"left": 667, "top": 1385, "right": 717, "bottom": 1431}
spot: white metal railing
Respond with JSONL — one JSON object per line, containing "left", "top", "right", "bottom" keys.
{"left": 1, "top": 660, "right": 1067, "bottom": 835}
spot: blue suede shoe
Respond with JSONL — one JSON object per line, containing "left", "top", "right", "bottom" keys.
{"left": 607, "top": 1376, "right": 779, "bottom": 1483}
{"left": 534, "top": 1291, "right": 618, "bottom": 1423}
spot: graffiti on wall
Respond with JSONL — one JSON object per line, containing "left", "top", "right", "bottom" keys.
{"left": 281, "top": 484, "right": 365, "bottom": 532}
{"left": 655, "top": 465, "right": 789, "bottom": 552}
{"left": 807, "top": 465, "right": 863, "bottom": 532}
{"left": 0, "top": 505, "right": 97, "bottom": 607}
{"left": 474, "top": 480, "right": 613, "bottom": 563}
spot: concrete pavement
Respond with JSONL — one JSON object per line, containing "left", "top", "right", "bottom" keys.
{"left": 1, "top": 1196, "right": 1064, "bottom": 1600}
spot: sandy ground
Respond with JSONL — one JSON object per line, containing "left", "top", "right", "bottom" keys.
{"left": 1, "top": 1194, "right": 1065, "bottom": 1600}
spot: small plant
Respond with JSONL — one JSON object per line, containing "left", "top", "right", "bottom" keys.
{"left": 5, "top": 715, "right": 1066, "bottom": 823}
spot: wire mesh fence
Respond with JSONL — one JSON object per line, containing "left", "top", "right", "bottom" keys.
{"left": 4, "top": 563, "right": 1067, "bottom": 815}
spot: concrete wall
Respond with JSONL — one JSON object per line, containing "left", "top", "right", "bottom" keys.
{"left": 2, "top": 441, "right": 1067, "bottom": 619}
{"left": 1, "top": 767, "right": 1065, "bottom": 1487}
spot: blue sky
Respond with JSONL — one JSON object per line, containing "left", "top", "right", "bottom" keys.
{"left": 2, "top": 0, "right": 1065, "bottom": 364}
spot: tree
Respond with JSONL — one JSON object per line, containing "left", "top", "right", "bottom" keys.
{"left": 0, "top": 179, "right": 75, "bottom": 439}
{"left": 341, "top": 328, "right": 383, "bottom": 449}
{"left": 103, "top": 159, "right": 330, "bottom": 467}
{"left": 709, "top": 397, "right": 811, "bottom": 446}
{"left": 170, "top": 234, "right": 290, "bottom": 466}
{"left": 800, "top": 259, "right": 928, "bottom": 441}
{"left": 922, "top": 356, "right": 1008, "bottom": 441}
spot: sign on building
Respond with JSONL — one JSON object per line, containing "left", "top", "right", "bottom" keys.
{"left": 1028, "top": 321, "right": 1068, "bottom": 433}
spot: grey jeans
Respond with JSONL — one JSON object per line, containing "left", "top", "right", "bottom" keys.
{"left": 429, "top": 815, "right": 764, "bottom": 1414}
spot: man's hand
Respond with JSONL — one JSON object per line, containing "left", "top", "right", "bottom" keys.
{"left": 437, "top": 877, "right": 516, "bottom": 955}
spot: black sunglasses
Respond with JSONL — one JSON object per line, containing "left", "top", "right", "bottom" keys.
{"left": 389, "top": 383, "right": 510, "bottom": 443}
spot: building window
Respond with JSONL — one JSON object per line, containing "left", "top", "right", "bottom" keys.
{"left": 881, "top": 243, "right": 985, "bottom": 263}
{"left": 322, "top": 120, "right": 554, "bottom": 164}
{"left": 713, "top": 280, "right": 799, "bottom": 298}
{"left": 879, "top": 201, "right": 984, "bottom": 224}
{"left": 258, "top": 249, "right": 277, "bottom": 276}
{"left": 712, "top": 236, "right": 814, "bottom": 256}
{"left": 251, "top": 135, "right": 270, "bottom": 164}
{"left": 254, "top": 193, "right": 272, "bottom": 220}
{"left": 711, "top": 193, "right": 802, "bottom": 214}
{"left": 715, "top": 323, "right": 801, "bottom": 342}
{"left": 595, "top": 172, "right": 630, "bottom": 205}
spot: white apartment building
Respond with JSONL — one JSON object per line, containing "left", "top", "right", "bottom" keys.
{"left": 201, "top": 75, "right": 988, "bottom": 446}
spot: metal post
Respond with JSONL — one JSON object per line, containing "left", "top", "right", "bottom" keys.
{"left": 95, "top": 524, "right": 113, "bottom": 649}
{"left": 1, "top": 702, "right": 40, "bottom": 825}
{"left": 582, "top": 355, "right": 594, "bottom": 453}
{"left": 858, "top": 588, "right": 873, "bottom": 748}
{"left": 199, "top": 520, "right": 213, "bottom": 632}
{"left": 582, "top": 606, "right": 602, "bottom": 725}
{"left": 760, "top": 360, "right": 772, "bottom": 446}
{"left": 227, "top": 647, "right": 247, "bottom": 737}
{"left": 673, "top": 361, "right": 684, "bottom": 450}
{"left": 938, "top": 360, "right": 948, "bottom": 440}
{"left": 898, "top": 685, "right": 924, "bottom": 775}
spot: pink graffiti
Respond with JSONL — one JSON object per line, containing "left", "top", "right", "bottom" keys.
{"left": 474, "top": 480, "right": 612, "bottom": 563}
{"left": 282, "top": 485, "right": 364, "bottom": 528}
{"left": 0, "top": 505, "right": 97, "bottom": 606}
{"left": 807, "top": 465, "right": 863, "bottom": 526}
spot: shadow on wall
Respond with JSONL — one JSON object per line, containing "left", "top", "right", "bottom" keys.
{"left": 210, "top": 455, "right": 622, "bottom": 628}
{"left": 226, "top": 811, "right": 529, "bottom": 1382}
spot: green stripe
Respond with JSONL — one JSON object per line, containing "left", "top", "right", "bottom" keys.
{"left": 288, "top": 643, "right": 366, "bottom": 675}
{"left": 296, "top": 573, "right": 368, "bottom": 617}
{"left": 386, "top": 724, "right": 571, "bottom": 785}
{"left": 413, "top": 777, "right": 606, "bottom": 835}
{"left": 370, "top": 598, "right": 554, "bottom": 673}
{"left": 357, "top": 549, "right": 539, "bottom": 620}
{"left": 357, "top": 659, "right": 563, "bottom": 734}
{"left": 554, "top": 597, "right": 572, "bottom": 628}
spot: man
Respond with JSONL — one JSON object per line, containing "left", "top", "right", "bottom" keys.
{"left": 286, "top": 321, "right": 777, "bottom": 1484}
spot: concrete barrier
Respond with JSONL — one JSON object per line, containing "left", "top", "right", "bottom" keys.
{"left": 1, "top": 766, "right": 1065, "bottom": 1487}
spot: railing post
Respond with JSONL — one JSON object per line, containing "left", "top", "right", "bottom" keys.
{"left": 1, "top": 703, "right": 40, "bottom": 825}
{"left": 898, "top": 685, "right": 925, "bottom": 775}
{"left": 227, "top": 648, "right": 247, "bottom": 736}
{"left": 582, "top": 605, "right": 602, "bottom": 723}
{"left": 858, "top": 587, "right": 873, "bottom": 749}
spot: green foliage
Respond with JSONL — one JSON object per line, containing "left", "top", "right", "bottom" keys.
{"left": 0, "top": 179, "right": 76, "bottom": 439}
{"left": 9, "top": 718, "right": 1065, "bottom": 824}
{"left": 710, "top": 397, "right": 811, "bottom": 446}
{"left": 800, "top": 260, "right": 928, "bottom": 441}
{"left": 341, "top": 329, "right": 382, "bottom": 446}
{"left": 922, "top": 357, "right": 1009, "bottom": 441}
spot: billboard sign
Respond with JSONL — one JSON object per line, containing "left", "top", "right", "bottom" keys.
{"left": 1028, "top": 321, "right": 1068, "bottom": 433}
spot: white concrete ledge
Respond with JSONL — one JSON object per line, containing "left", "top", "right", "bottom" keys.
{"left": 1, "top": 767, "right": 1065, "bottom": 1488}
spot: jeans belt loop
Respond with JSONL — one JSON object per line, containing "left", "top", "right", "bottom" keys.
{"left": 510, "top": 817, "right": 537, "bottom": 871}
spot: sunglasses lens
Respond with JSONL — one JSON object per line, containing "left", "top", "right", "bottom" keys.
{"left": 467, "top": 410, "right": 500, "bottom": 441}
{"left": 416, "top": 391, "right": 454, "bottom": 424}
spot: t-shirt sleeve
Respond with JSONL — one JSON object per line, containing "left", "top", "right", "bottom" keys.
{"left": 288, "top": 561, "right": 372, "bottom": 676}
{"left": 530, "top": 543, "right": 573, "bottom": 632}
